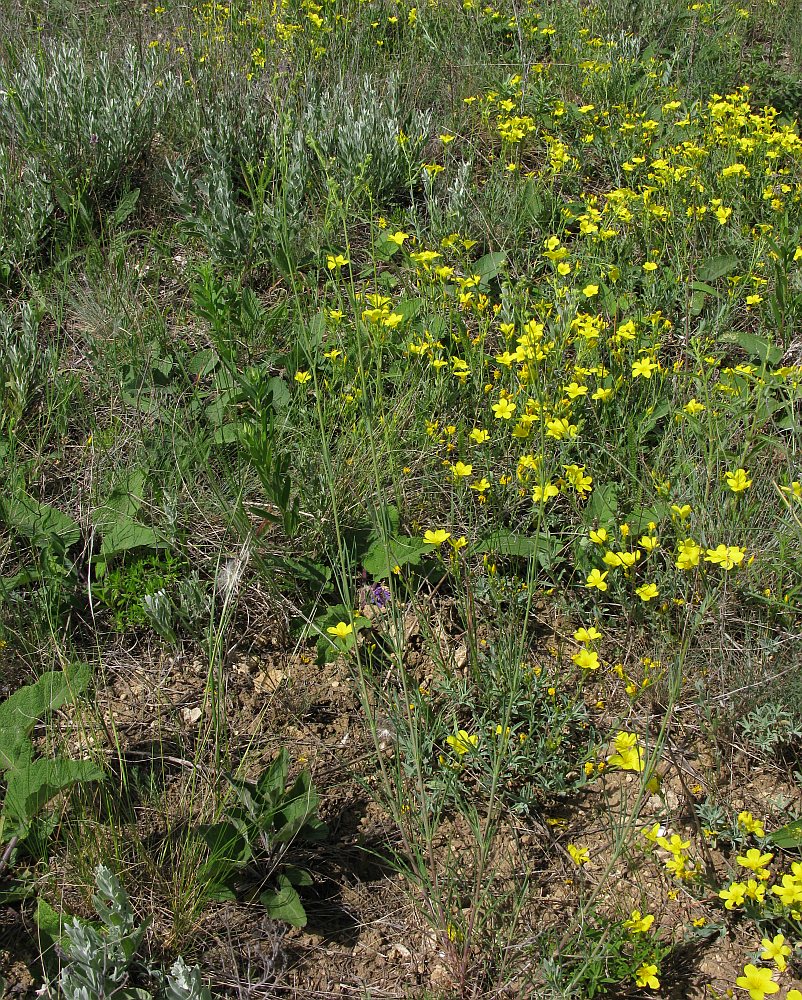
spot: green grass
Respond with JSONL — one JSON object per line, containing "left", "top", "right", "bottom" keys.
{"left": 1, "top": 0, "right": 802, "bottom": 996}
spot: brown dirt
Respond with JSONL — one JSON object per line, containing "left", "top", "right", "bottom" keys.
{"left": 2, "top": 598, "right": 802, "bottom": 999}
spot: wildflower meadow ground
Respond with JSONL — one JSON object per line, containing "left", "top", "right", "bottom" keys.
{"left": 1, "top": 0, "right": 802, "bottom": 995}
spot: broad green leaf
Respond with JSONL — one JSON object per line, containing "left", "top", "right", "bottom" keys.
{"left": 306, "top": 311, "right": 326, "bottom": 349}
{"left": 3, "top": 755, "right": 104, "bottom": 836}
{"left": 35, "top": 898, "right": 67, "bottom": 944}
{"left": 472, "top": 251, "right": 506, "bottom": 284}
{"left": 4, "top": 495, "right": 81, "bottom": 548}
{"left": 273, "top": 772, "right": 321, "bottom": 843}
{"left": 203, "top": 882, "right": 237, "bottom": 902}
{"left": 473, "top": 529, "right": 557, "bottom": 569}
{"left": 260, "top": 875, "right": 307, "bottom": 927}
{"left": 99, "top": 518, "right": 162, "bottom": 561}
{"left": 637, "top": 402, "right": 671, "bottom": 441}
{"left": 518, "top": 179, "right": 544, "bottom": 223}
{"left": 768, "top": 818, "right": 802, "bottom": 849}
{"left": 727, "top": 330, "right": 783, "bottom": 365}
{"left": 1, "top": 566, "right": 41, "bottom": 593}
{"left": 393, "top": 297, "right": 423, "bottom": 321}
{"left": 255, "top": 748, "right": 289, "bottom": 802}
{"left": 0, "top": 664, "right": 91, "bottom": 767}
{"left": 213, "top": 423, "right": 241, "bottom": 445}
{"left": 267, "top": 376, "right": 291, "bottom": 411}
{"left": 689, "top": 289, "right": 707, "bottom": 317}
{"left": 587, "top": 483, "right": 618, "bottom": 525}
{"left": 690, "top": 281, "right": 720, "bottom": 297}
{"left": 95, "top": 470, "right": 147, "bottom": 534}
{"left": 362, "top": 535, "right": 429, "bottom": 579}
{"left": 626, "top": 504, "right": 671, "bottom": 532}
{"left": 697, "top": 254, "right": 739, "bottom": 282}
{"left": 375, "top": 238, "right": 401, "bottom": 260}
{"left": 112, "top": 188, "right": 140, "bottom": 226}
{"left": 188, "top": 348, "right": 220, "bottom": 378}
{"left": 199, "top": 821, "right": 252, "bottom": 867}
{"left": 283, "top": 866, "right": 313, "bottom": 887}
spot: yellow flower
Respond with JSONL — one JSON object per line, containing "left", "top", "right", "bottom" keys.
{"left": 632, "top": 357, "right": 658, "bottom": 379}
{"left": 572, "top": 648, "right": 600, "bottom": 671}
{"left": 634, "top": 963, "right": 659, "bottom": 989}
{"left": 635, "top": 583, "right": 659, "bottom": 602}
{"left": 545, "top": 417, "right": 576, "bottom": 439}
{"left": 471, "top": 477, "right": 491, "bottom": 493}
{"left": 624, "top": 910, "right": 655, "bottom": 934}
{"left": 451, "top": 461, "right": 473, "bottom": 478}
{"left": 573, "top": 626, "right": 602, "bottom": 642}
{"left": 744, "top": 878, "right": 766, "bottom": 901}
{"left": 469, "top": 427, "right": 490, "bottom": 444}
{"left": 676, "top": 538, "right": 701, "bottom": 570}
{"left": 608, "top": 731, "right": 644, "bottom": 772}
{"left": 386, "top": 230, "right": 410, "bottom": 246}
{"left": 294, "top": 370, "right": 312, "bottom": 384}
{"left": 589, "top": 528, "right": 608, "bottom": 544}
{"left": 719, "top": 882, "right": 746, "bottom": 909}
{"left": 567, "top": 843, "right": 590, "bottom": 866}
{"left": 326, "top": 621, "right": 353, "bottom": 639}
{"left": 704, "top": 544, "right": 746, "bottom": 569}
{"left": 424, "top": 529, "right": 451, "bottom": 545}
{"left": 532, "top": 482, "right": 559, "bottom": 503}
{"left": 492, "top": 398, "right": 516, "bottom": 419}
{"left": 643, "top": 261, "right": 658, "bottom": 272}
{"left": 737, "top": 848, "right": 773, "bottom": 871}
{"left": 582, "top": 284, "right": 599, "bottom": 297}
{"left": 326, "top": 253, "right": 349, "bottom": 270}
{"left": 725, "top": 468, "right": 752, "bottom": 493}
{"left": 585, "top": 569, "right": 609, "bottom": 591}
{"left": 735, "top": 964, "right": 779, "bottom": 1000}
{"left": 446, "top": 730, "right": 478, "bottom": 755}
{"left": 737, "top": 811, "right": 765, "bottom": 837}
{"left": 771, "top": 874, "right": 802, "bottom": 906}
{"left": 684, "top": 398, "right": 706, "bottom": 415}
{"left": 759, "top": 934, "right": 791, "bottom": 972}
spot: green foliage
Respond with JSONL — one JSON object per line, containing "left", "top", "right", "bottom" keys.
{"left": 302, "top": 73, "right": 430, "bottom": 204}
{"left": 0, "top": 42, "right": 178, "bottom": 208}
{"left": 737, "top": 703, "right": 802, "bottom": 761}
{"left": 0, "top": 302, "right": 55, "bottom": 436}
{"left": 93, "top": 468, "right": 165, "bottom": 575}
{"left": 542, "top": 912, "right": 671, "bottom": 997}
{"left": 43, "top": 865, "right": 212, "bottom": 1000}
{"left": 197, "top": 750, "right": 327, "bottom": 927}
{"left": 94, "top": 550, "right": 184, "bottom": 633}
{"left": 170, "top": 71, "right": 430, "bottom": 265}
{"left": 0, "top": 665, "right": 103, "bottom": 845}
{"left": 0, "top": 145, "right": 52, "bottom": 281}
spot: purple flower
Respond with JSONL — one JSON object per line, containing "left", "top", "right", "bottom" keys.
{"left": 368, "top": 583, "right": 391, "bottom": 609}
